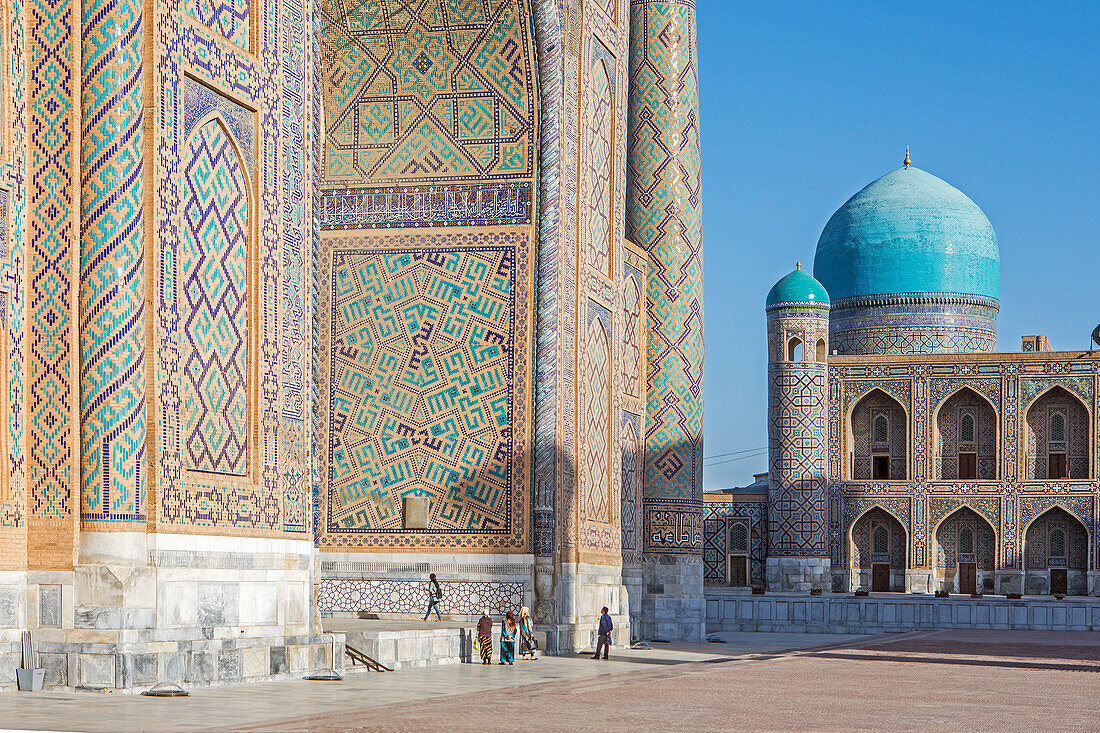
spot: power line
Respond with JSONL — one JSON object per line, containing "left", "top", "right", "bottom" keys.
{"left": 702, "top": 446, "right": 767, "bottom": 461}
{"left": 702, "top": 450, "right": 769, "bottom": 469}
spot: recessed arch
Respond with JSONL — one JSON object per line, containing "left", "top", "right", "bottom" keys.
{"left": 1023, "top": 385, "right": 1091, "bottom": 480}
{"left": 933, "top": 506, "right": 997, "bottom": 593}
{"left": 846, "top": 389, "right": 908, "bottom": 480}
{"left": 932, "top": 386, "right": 999, "bottom": 480}
{"left": 1023, "top": 506, "right": 1089, "bottom": 595}
{"left": 815, "top": 338, "right": 826, "bottom": 362}
{"left": 848, "top": 506, "right": 908, "bottom": 592}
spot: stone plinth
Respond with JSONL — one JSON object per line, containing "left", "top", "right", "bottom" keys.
{"left": 766, "top": 557, "right": 831, "bottom": 592}
{"left": 640, "top": 556, "right": 704, "bottom": 642}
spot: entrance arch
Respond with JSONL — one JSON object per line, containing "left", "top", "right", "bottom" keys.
{"left": 849, "top": 507, "right": 907, "bottom": 592}
{"left": 934, "top": 507, "right": 996, "bottom": 593}
{"left": 1023, "top": 507, "right": 1089, "bottom": 595}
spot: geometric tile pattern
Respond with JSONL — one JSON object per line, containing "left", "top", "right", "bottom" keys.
{"left": 317, "top": 578, "right": 525, "bottom": 615}
{"left": 621, "top": 411, "right": 643, "bottom": 565}
{"left": 587, "top": 45, "right": 613, "bottom": 278}
{"left": 180, "top": 118, "right": 251, "bottom": 476}
{"left": 187, "top": 0, "right": 251, "bottom": 51}
{"left": 78, "top": 0, "right": 147, "bottom": 523}
{"left": 768, "top": 363, "right": 828, "bottom": 556}
{"left": 582, "top": 313, "right": 611, "bottom": 524}
{"left": 829, "top": 295, "right": 998, "bottom": 356}
{"left": 935, "top": 389, "right": 997, "bottom": 480}
{"left": 29, "top": 0, "right": 78, "bottom": 533}
{"left": 702, "top": 500, "right": 766, "bottom": 586}
{"left": 849, "top": 390, "right": 907, "bottom": 481}
{"left": 934, "top": 507, "right": 995, "bottom": 572}
{"left": 628, "top": 0, "right": 704, "bottom": 552}
{"left": 825, "top": 356, "right": 1100, "bottom": 579}
{"left": 1023, "top": 508, "right": 1087, "bottom": 571}
{"left": 622, "top": 275, "right": 642, "bottom": 398}
{"left": 850, "top": 508, "right": 906, "bottom": 572}
{"left": 317, "top": 236, "right": 534, "bottom": 550}
{"left": 1023, "top": 387, "right": 1089, "bottom": 480}
{"left": 318, "top": 0, "right": 535, "bottom": 187}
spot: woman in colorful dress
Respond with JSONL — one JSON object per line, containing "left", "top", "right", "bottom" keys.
{"left": 499, "top": 611, "right": 517, "bottom": 665}
{"left": 518, "top": 606, "right": 538, "bottom": 660}
{"left": 476, "top": 610, "right": 493, "bottom": 664}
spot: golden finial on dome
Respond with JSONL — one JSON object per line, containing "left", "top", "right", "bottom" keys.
{"left": 796, "top": 261, "right": 801, "bottom": 270}
{"left": 903, "top": 146, "right": 911, "bottom": 167}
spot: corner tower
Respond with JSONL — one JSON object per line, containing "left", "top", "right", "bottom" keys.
{"left": 813, "top": 154, "right": 1000, "bottom": 355}
{"left": 765, "top": 266, "right": 831, "bottom": 591}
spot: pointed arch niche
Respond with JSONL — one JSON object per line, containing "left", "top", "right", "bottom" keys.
{"left": 1024, "top": 386, "right": 1090, "bottom": 480}
{"left": 179, "top": 113, "right": 253, "bottom": 478}
{"left": 934, "top": 388, "right": 998, "bottom": 480}
{"left": 583, "top": 316, "right": 612, "bottom": 524}
{"left": 847, "top": 389, "right": 908, "bottom": 480}
{"left": 1023, "top": 507, "right": 1089, "bottom": 595}
{"left": 849, "top": 507, "right": 907, "bottom": 592}
{"left": 934, "top": 507, "right": 996, "bottom": 593}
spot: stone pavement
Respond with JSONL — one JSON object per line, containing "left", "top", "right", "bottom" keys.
{"left": 2, "top": 630, "right": 1099, "bottom": 731}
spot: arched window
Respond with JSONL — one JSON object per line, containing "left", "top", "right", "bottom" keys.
{"left": 1050, "top": 527, "right": 1066, "bottom": 557}
{"left": 960, "top": 414, "right": 975, "bottom": 444}
{"left": 873, "top": 414, "right": 889, "bottom": 444}
{"left": 958, "top": 525, "right": 974, "bottom": 554}
{"left": 729, "top": 522, "right": 748, "bottom": 553}
{"left": 816, "top": 339, "right": 827, "bottom": 362}
{"left": 768, "top": 338, "right": 777, "bottom": 363}
{"left": 1050, "top": 411, "right": 1066, "bottom": 444}
{"left": 872, "top": 524, "right": 889, "bottom": 555}
{"left": 787, "top": 337, "right": 803, "bottom": 362}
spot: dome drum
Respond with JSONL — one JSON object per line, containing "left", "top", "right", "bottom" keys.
{"left": 829, "top": 293, "right": 999, "bottom": 356}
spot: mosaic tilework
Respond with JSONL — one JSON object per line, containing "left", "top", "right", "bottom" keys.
{"left": 825, "top": 355, "right": 1100, "bottom": 577}
{"left": 934, "top": 507, "right": 995, "bottom": 571}
{"left": 1023, "top": 387, "right": 1090, "bottom": 479}
{"left": 316, "top": 229, "right": 533, "bottom": 551}
{"left": 180, "top": 118, "right": 251, "bottom": 476}
{"left": 628, "top": 0, "right": 704, "bottom": 553}
{"left": 849, "top": 390, "right": 908, "bottom": 480}
{"left": 935, "top": 389, "right": 997, "bottom": 479}
{"left": 622, "top": 275, "right": 642, "bottom": 398}
{"left": 319, "top": 0, "right": 535, "bottom": 187}
{"left": 187, "top": 0, "right": 250, "bottom": 51}
{"left": 850, "top": 508, "right": 906, "bottom": 572}
{"left": 587, "top": 40, "right": 614, "bottom": 278}
{"left": 582, "top": 310, "right": 611, "bottom": 524}
{"left": 702, "top": 500, "right": 766, "bottom": 586}
{"left": 317, "top": 578, "right": 524, "bottom": 615}
{"left": 768, "top": 364, "right": 828, "bottom": 556}
{"left": 154, "top": 0, "right": 312, "bottom": 535}
{"left": 78, "top": 0, "right": 147, "bottom": 524}
{"left": 621, "top": 411, "right": 643, "bottom": 565}
{"left": 830, "top": 294, "right": 998, "bottom": 356}
{"left": 28, "top": 0, "right": 77, "bottom": 544}
{"left": 1023, "top": 508, "right": 1087, "bottom": 571}
{"left": 319, "top": 183, "right": 532, "bottom": 229}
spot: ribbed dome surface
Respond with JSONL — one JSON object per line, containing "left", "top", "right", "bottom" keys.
{"left": 766, "top": 267, "right": 829, "bottom": 307}
{"left": 813, "top": 166, "right": 1000, "bottom": 301}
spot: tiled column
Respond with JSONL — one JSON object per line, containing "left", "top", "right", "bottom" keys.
{"left": 628, "top": 0, "right": 704, "bottom": 640}
{"left": 78, "top": 0, "right": 148, "bottom": 537}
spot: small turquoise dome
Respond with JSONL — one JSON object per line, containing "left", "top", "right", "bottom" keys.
{"left": 766, "top": 266, "right": 830, "bottom": 307}
{"left": 813, "top": 165, "right": 1000, "bottom": 301}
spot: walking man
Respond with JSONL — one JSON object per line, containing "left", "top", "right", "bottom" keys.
{"left": 591, "top": 606, "right": 613, "bottom": 660}
{"left": 422, "top": 572, "right": 443, "bottom": 621}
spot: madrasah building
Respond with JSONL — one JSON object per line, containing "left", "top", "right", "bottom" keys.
{"left": 704, "top": 151, "right": 1100, "bottom": 599}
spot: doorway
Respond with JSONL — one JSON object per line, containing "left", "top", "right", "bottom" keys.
{"left": 871, "top": 563, "right": 890, "bottom": 592}
{"left": 729, "top": 556, "right": 748, "bottom": 587}
{"left": 872, "top": 455, "right": 890, "bottom": 480}
{"left": 1050, "top": 568, "right": 1068, "bottom": 595}
{"left": 959, "top": 562, "right": 977, "bottom": 594}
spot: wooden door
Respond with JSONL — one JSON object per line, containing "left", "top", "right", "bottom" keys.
{"left": 1049, "top": 453, "right": 1067, "bottom": 479}
{"left": 1050, "top": 568, "right": 1068, "bottom": 595}
{"left": 729, "top": 556, "right": 748, "bottom": 587}
{"left": 959, "top": 562, "right": 977, "bottom": 594}
{"left": 871, "top": 563, "right": 890, "bottom": 592}
{"left": 959, "top": 453, "right": 977, "bottom": 479}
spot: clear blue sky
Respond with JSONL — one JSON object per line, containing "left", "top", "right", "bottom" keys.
{"left": 698, "top": 2, "right": 1100, "bottom": 489}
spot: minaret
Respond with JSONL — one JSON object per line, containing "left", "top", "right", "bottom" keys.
{"left": 628, "top": 0, "right": 704, "bottom": 641}
{"left": 765, "top": 265, "right": 831, "bottom": 591}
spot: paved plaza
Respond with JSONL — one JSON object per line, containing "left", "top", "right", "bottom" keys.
{"left": 0, "top": 630, "right": 1097, "bottom": 731}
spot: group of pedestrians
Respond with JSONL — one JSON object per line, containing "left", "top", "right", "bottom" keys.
{"left": 476, "top": 607, "right": 538, "bottom": 664}
{"left": 423, "top": 572, "right": 614, "bottom": 664}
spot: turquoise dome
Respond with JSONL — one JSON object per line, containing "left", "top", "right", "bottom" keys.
{"left": 766, "top": 267, "right": 830, "bottom": 307}
{"left": 813, "top": 166, "right": 1000, "bottom": 301}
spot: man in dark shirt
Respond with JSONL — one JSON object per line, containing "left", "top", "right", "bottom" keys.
{"left": 591, "top": 606, "right": 613, "bottom": 660}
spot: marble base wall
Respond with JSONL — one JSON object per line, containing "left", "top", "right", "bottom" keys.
{"left": 552, "top": 562, "right": 630, "bottom": 653}
{"left": 706, "top": 589, "right": 1100, "bottom": 633}
{"left": 640, "top": 555, "right": 704, "bottom": 642}
{"left": 0, "top": 535, "right": 332, "bottom": 691}
{"left": 766, "top": 557, "right": 830, "bottom": 592}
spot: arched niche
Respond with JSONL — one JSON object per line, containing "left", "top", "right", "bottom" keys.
{"left": 934, "top": 507, "right": 996, "bottom": 594}
{"left": 847, "top": 389, "right": 908, "bottom": 480}
{"left": 849, "top": 507, "right": 907, "bottom": 592}
{"left": 1023, "top": 507, "right": 1089, "bottom": 595}
{"left": 1024, "top": 386, "right": 1090, "bottom": 480}
{"left": 934, "top": 387, "right": 998, "bottom": 480}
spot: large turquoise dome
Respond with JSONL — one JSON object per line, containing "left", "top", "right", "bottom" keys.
{"left": 813, "top": 165, "right": 1000, "bottom": 301}
{"left": 766, "top": 266, "right": 829, "bottom": 307}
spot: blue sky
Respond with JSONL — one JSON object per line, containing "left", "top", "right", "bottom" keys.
{"left": 698, "top": 2, "right": 1100, "bottom": 488}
